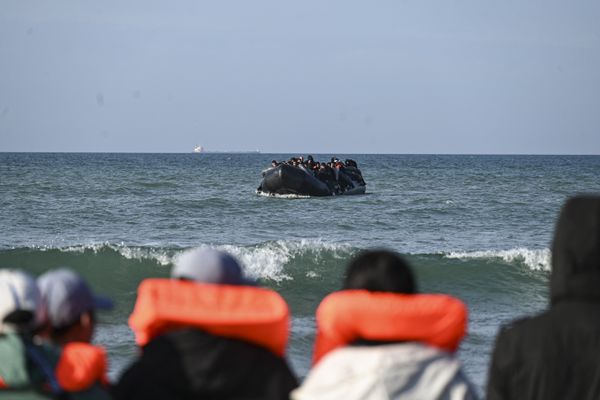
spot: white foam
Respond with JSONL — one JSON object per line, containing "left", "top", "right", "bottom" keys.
{"left": 30, "top": 240, "right": 353, "bottom": 282}
{"left": 39, "top": 242, "right": 176, "bottom": 266}
{"left": 445, "top": 248, "right": 551, "bottom": 271}
{"left": 255, "top": 190, "right": 311, "bottom": 199}
{"left": 217, "top": 239, "right": 351, "bottom": 282}
{"left": 112, "top": 245, "right": 173, "bottom": 266}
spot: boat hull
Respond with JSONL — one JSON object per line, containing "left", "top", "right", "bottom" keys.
{"left": 258, "top": 164, "right": 365, "bottom": 197}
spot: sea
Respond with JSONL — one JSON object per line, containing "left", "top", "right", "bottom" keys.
{"left": 1, "top": 152, "right": 600, "bottom": 395}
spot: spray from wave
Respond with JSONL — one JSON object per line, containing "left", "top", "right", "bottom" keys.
{"left": 255, "top": 190, "right": 311, "bottom": 199}
{"left": 37, "top": 242, "right": 176, "bottom": 266}
{"left": 444, "top": 248, "right": 551, "bottom": 271}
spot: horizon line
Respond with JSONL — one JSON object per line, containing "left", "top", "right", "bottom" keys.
{"left": 1, "top": 151, "right": 600, "bottom": 156}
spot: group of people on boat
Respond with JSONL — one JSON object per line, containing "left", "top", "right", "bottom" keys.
{"left": 3, "top": 195, "right": 600, "bottom": 399}
{"left": 268, "top": 155, "right": 366, "bottom": 194}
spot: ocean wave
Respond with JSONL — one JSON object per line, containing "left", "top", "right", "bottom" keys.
{"left": 1, "top": 242, "right": 551, "bottom": 283}
{"left": 444, "top": 248, "right": 551, "bottom": 271}
{"left": 6, "top": 240, "right": 354, "bottom": 283}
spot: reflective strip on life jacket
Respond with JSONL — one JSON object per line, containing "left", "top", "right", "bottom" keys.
{"left": 129, "top": 279, "right": 290, "bottom": 357}
{"left": 313, "top": 290, "right": 467, "bottom": 364}
{"left": 55, "top": 343, "right": 108, "bottom": 391}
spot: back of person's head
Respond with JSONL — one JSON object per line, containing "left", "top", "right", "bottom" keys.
{"left": 38, "top": 268, "right": 113, "bottom": 344}
{"left": 343, "top": 249, "right": 417, "bottom": 294}
{"left": 551, "top": 195, "right": 600, "bottom": 304}
{"left": 172, "top": 248, "right": 255, "bottom": 286}
{"left": 0, "top": 269, "right": 44, "bottom": 334}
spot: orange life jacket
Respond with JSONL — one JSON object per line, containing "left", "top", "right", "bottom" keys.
{"left": 129, "top": 278, "right": 290, "bottom": 357}
{"left": 313, "top": 290, "right": 468, "bottom": 364}
{"left": 0, "top": 376, "right": 6, "bottom": 389}
{"left": 56, "top": 342, "right": 109, "bottom": 391}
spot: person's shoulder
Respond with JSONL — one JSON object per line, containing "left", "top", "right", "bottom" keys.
{"left": 0, "top": 332, "right": 24, "bottom": 353}
{"left": 499, "top": 311, "right": 552, "bottom": 337}
{"left": 295, "top": 344, "right": 475, "bottom": 400}
{"left": 308, "top": 343, "right": 459, "bottom": 379}
{"left": 492, "top": 311, "right": 555, "bottom": 357}
{"left": 117, "top": 328, "right": 297, "bottom": 400}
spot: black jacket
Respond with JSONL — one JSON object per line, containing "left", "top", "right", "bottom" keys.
{"left": 113, "top": 328, "right": 298, "bottom": 400}
{"left": 487, "top": 195, "right": 600, "bottom": 400}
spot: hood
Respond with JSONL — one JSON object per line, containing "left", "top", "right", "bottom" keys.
{"left": 551, "top": 195, "right": 600, "bottom": 305}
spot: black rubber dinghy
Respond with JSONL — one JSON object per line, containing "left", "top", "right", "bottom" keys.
{"left": 257, "top": 164, "right": 366, "bottom": 197}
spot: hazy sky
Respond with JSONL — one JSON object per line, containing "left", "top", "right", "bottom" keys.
{"left": 1, "top": 1, "right": 599, "bottom": 154}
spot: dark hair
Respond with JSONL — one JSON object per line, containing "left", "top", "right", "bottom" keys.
{"left": 3, "top": 310, "right": 34, "bottom": 325}
{"left": 50, "top": 310, "right": 96, "bottom": 339}
{"left": 343, "top": 249, "right": 417, "bottom": 294}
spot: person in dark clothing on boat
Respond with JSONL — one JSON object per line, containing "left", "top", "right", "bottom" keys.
{"left": 343, "top": 159, "right": 365, "bottom": 185}
{"left": 316, "top": 163, "right": 337, "bottom": 193}
{"left": 332, "top": 162, "right": 353, "bottom": 191}
{"left": 487, "top": 195, "right": 600, "bottom": 400}
{"left": 312, "top": 162, "right": 320, "bottom": 174}
{"left": 345, "top": 159, "right": 357, "bottom": 168}
{"left": 114, "top": 248, "right": 298, "bottom": 400}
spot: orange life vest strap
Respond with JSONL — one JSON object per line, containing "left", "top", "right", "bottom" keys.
{"left": 0, "top": 376, "right": 7, "bottom": 389}
{"left": 129, "top": 279, "right": 290, "bottom": 357}
{"left": 55, "top": 343, "right": 108, "bottom": 391}
{"left": 313, "top": 290, "right": 468, "bottom": 364}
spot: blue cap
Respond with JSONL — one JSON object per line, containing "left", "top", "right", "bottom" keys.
{"left": 38, "top": 268, "right": 113, "bottom": 329}
{"left": 172, "top": 248, "right": 255, "bottom": 286}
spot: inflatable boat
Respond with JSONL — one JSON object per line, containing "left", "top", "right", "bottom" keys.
{"left": 257, "top": 164, "right": 366, "bottom": 197}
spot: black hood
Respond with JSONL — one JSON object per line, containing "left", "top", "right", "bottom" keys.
{"left": 551, "top": 195, "right": 600, "bottom": 305}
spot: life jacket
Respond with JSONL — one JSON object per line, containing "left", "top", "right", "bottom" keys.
{"left": 0, "top": 336, "right": 107, "bottom": 395}
{"left": 129, "top": 278, "right": 290, "bottom": 357}
{"left": 313, "top": 290, "right": 467, "bottom": 364}
{"left": 56, "top": 342, "right": 109, "bottom": 391}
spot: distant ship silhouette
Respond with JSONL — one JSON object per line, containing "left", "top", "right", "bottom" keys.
{"left": 193, "top": 145, "right": 260, "bottom": 154}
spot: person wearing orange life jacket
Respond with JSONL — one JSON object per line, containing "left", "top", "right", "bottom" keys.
{"left": 36, "top": 268, "right": 113, "bottom": 399}
{"left": 113, "top": 248, "right": 298, "bottom": 400}
{"left": 291, "top": 250, "right": 478, "bottom": 400}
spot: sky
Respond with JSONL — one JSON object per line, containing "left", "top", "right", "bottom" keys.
{"left": 1, "top": 0, "right": 599, "bottom": 154}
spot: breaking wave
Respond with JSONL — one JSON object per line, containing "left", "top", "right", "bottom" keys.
{"left": 0, "top": 240, "right": 355, "bottom": 283}
{"left": 444, "top": 248, "right": 551, "bottom": 271}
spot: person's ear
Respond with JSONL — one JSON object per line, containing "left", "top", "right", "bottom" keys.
{"left": 80, "top": 312, "right": 93, "bottom": 328}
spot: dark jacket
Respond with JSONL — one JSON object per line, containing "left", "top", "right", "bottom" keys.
{"left": 113, "top": 328, "right": 298, "bottom": 400}
{"left": 487, "top": 195, "right": 600, "bottom": 400}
